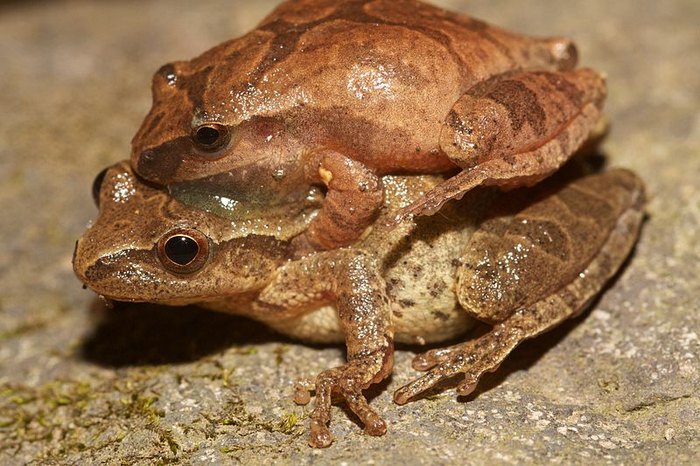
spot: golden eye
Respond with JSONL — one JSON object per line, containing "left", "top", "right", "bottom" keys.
{"left": 157, "top": 228, "right": 210, "bottom": 274}
{"left": 192, "top": 123, "right": 231, "bottom": 153}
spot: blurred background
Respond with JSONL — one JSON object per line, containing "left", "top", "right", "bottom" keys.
{"left": 1, "top": 1, "right": 698, "bottom": 463}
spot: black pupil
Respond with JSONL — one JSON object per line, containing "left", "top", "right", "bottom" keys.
{"left": 91, "top": 167, "right": 108, "bottom": 207}
{"left": 196, "top": 126, "right": 220, "bottom": 146}
{"left": 164, "top": 235, "right": 199, "bottom": 266}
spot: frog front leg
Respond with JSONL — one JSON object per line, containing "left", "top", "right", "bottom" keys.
{"left": 295, "top": 151, "right": 384, "bottom": 251}
{"left": 394, "top": 169, "right": 645, "bottom": 404}
{"left": 391, "top": 68, "right": 606, "bottom": 224}
{"left": 254, "top": 249, "right": 393, "bottom": 448}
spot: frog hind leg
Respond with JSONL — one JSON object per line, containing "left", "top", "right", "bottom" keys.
{"left": 393, "top": 169, "right": 645, "bottom": 404}
{"left": 255, "top": 249, "right": 394, "bottom": 447}
{"left": 388, "top": 68, "right": 606, "bottom": 225}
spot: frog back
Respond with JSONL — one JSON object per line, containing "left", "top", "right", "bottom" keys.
{"left": 189, "top": 0, "right": 575, "bottom": 171}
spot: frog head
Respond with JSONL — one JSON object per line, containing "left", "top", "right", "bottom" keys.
{"left": 73, "top": 161, "right": 296, "bottom": 305}
{"left": 129, "top": 34, "right": 312, "bottom": 206}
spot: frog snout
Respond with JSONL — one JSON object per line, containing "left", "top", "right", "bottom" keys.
{"left": 134, "top": 137, "right": 191, "bottom": 184}
{"left": 135, "top": 148, "right": 164, "bottom": 182}
{"left": 72, "top": 239, "right": 79, "bottom": 264}
{"left": 72, "top": 238, "right": 91, "bottom": 289}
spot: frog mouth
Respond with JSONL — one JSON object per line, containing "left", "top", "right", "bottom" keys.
{"left": 76, "top": 249, "right": 177, "bottom": 303}
{"left": 79, "top": 281, "right": 119, "bottom": 309}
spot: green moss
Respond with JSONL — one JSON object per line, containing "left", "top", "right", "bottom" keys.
{"left": 0, "top": 374, "right": 181, "bottom": 462}
{"left": 0, "top": 379, "right": 98, "bottom": 458}
{"left": 0, "top": 320, "right": 48, "bottom": 342}
{"left": 273, "top": 345, "right": 290, "bottom": 366}
{"left": 233, "top": 346, "right": 258, "bottom": 356}
{"left": 597, "top": 376, "right": 620, "bottom": 394}
{"left": 118, "top": 393, "right": 164, "bottom": 423}
{"left": 160, "top": 430, "right": 179, "bottom": 456}
{"left": 220, "top": 446, "right": 240, "bottom": 454}
{"left": 278, "top": 411, "right": 300, "bottom": 435}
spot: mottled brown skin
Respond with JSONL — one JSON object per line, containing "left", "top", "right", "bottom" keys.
{"left": 130, "top": 0, "right": 604, "bottom": 250}
{"left": 74, "top": 162, "right": 644, "bottom": 448}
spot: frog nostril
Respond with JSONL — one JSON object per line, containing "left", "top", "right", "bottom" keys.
{"left": 141, "top": 149, "right": 156, "bottom": 163}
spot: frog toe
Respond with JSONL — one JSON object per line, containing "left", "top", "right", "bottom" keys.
{"left": 308, "top": 361, "right": 389, "bottom": 447}
{"left": 396, "top": 334, "right": 511, "bottom": 403}
{"left": 308, "top": 419, "right": 334, "bottom": 448}
{"left": 411, "top": 345, "right": 464, "bottom": 371}
{"left": 292, "top": 379, "right": 314, "bottom": 405}
{"left": 394, "top": 352, "right": 471, "bottom": 405}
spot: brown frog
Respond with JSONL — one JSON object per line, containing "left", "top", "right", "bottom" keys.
{"left": 130, "top": 0, "right": 606, "bottom": 251}
{"left": 74, "top": 161, "right": 644, "bottom": 448}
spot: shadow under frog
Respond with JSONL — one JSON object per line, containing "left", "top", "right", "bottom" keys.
{"left": 74, "top": 160, "right": 644, "bottom": 448}
{"left": 80, "top": 301, "right": 279, "bottom": 367}
{"left": 131, "top": 0, "right": 606, "bottom": 251}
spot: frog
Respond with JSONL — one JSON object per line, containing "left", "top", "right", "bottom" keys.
{"left": 73, "top": 161, "right": 645, "bottom": 448}
{"left": 130, "top": 0, "right": 606, "bottom": 251}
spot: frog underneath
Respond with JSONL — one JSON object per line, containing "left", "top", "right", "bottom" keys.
{"left": 130, "top": 0, "right": 606, "bottom": 251}
{"left": 74, "top": 162, "right": 644, "bottom": 448}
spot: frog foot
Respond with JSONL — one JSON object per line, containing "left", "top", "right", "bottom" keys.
{"left": 411, "top": 345, "right": 465, "bottom": 371}
{"left": 394, "top": 324, "right": 518, "bottom": 405}
{"left": 305, "top": 361, "right": 388, "bottom": 448}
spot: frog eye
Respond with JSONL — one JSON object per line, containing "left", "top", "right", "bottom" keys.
{"left": 192, "top": 123, "right": 231, "bottom": 154}
{"left": 157, "top": 228, "right": 210, "bottom": 274}
{"left": 91, "top": 167, "right": 109, "bottom": 207}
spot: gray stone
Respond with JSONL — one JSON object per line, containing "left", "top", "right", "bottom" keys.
{"left": 0, "top": 0, "right": 698, "bottom": 464}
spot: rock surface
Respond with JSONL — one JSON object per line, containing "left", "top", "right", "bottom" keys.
{"left": 0, "top": 0, "right": 698, "bottom": 464}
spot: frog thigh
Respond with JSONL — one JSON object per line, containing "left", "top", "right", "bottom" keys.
{"left": 389, "top": 68, "right": 606, "bottom": 224}
{"left": 456, "top": 169, "right": 645, "bottom": 324}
